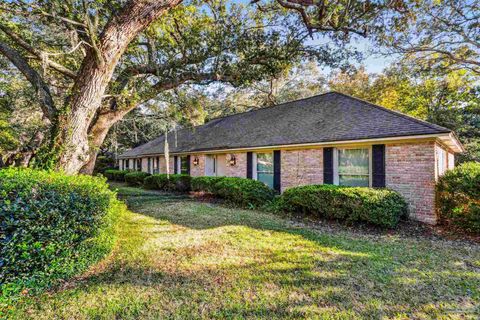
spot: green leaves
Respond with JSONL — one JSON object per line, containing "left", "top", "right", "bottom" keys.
{"left": 0, "top": 168, "right": 122, "bottom": 299}
{"left": 436, "top": 162, "right": 480, "bottom": 233}
{"left": 280, "top": 185, "right": 408, "bottom": 228}
{"left": 144, "top": 174, "right": 192, "bottom": 192}
{"left": 191, "top": 176, "right": 276, "bottom": 208}
{"left": 124, "top": 171, "right": 151, "bottom": 186}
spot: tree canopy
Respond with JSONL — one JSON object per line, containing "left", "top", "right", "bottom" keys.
{"left": 0, "top": 0, "right": 400, "bottom": 173}
{"left": 376, "top": 0, "right": 480, "bottom": 74}
{"left": 1, "top": 0, "right": 478, "bottom": 172}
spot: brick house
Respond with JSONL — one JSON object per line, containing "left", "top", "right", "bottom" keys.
{"left": 118, "top": 92, "right": 463, "bottom": 224}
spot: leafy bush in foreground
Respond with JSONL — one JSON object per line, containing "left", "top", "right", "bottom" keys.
{"left": 191, "top": 176, "right": 275, "bottom": 208}
{"left": 0, "top": 168, "right": 122, "bottom": 299}
{"left": 280, "top": 184, "right": 408, "bottom": 228}
{"left": 125, "top": 171, "right": 150, "bottom": 186}
{"left": 144, "top": 174, "right": 191, "bottom": 192}
{"left": 437, "top": 162, "right": 480, "bottom": 233}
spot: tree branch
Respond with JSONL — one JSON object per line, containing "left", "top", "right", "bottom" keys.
{"left": 0, "top": 24, "right": 77, "bottom": 79}
{"left": 0, "top": 41, "right": 57, "bottom": 121}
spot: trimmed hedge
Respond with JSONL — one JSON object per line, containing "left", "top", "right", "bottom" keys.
{"left": 144, "top": 174, "right": 191, "bottom": 192}
{"left": 280, "top": 184, "right": 408, "bottom": 228}
{"left": 125, "top": 171, "right": 150, "bottom": 186}
{"left": 437, "top": 162, "right": 480, "bottom": 233}
{"left": 0, "top": 168, "right": 122, "bottom": 299}
{"left": 191, "top": 176, "right": 275, "bottom": 208}
{"left": 104, "top": 169, "right": 132, "bottom": 182}
{"left": 191, "top": 176, "right": 226, "bottom": 193}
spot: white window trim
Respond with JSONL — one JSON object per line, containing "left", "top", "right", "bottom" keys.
{"left": 253, "top": 152, "right": 274, "bottom": 182}
{"left": 333, "top": 146, "right": 372, "bottom": 187}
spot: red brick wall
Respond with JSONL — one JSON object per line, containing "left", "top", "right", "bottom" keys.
{"left": 190, "top": 154, "right": 206, "bottom": 177}
{"left": 157, "top": 156, "right": 175, "bottom": 174}
{"left": 224, "top": 153, "right": 247, "bottom": 177}
{"left": 141, "top": 158, "right": 148, "bottom": 173}
{"left": 281, "top": 148, "right": 323, "bottom": 192}
{"left": 123, "top": 140, "right": 457, "bottom": 225}
{"left": 385, "top": 141, "right": 437, "bottom": 224}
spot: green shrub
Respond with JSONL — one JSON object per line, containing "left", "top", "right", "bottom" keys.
{"left": 125, "top": 171, "right": 150, "bottom": 186}
{"left": 436, "top": 162, "right": 480, "bottom": 233}
{"left": 169, "top": 174, "right": 192, "bottom": 192}
{"left": 114, "top": 170, "right": 131, "bottom": 182}
{"left": 143, "top": 174, "right": 159, "bottom": 189}
{"left": 0, "top": 168, "right": 122, "bottom": 299}
{"left": 191, "top": 176, "right": 275, "bottom": 208}
{"left": 144, "top": 174, "right": 170, "bottom": 190}
{"left": 280, "top": 185, "right": 408, "bottom": 228}
{"left": 104, "top": 169, "right": 131, "bottom": 182}
{"left": 143, "top": 174, "right": 191, "bottom": 192}
{"left": 93, "top": 155, "right": 115, "bottom": 175}
{"left": 104, "top": 169, "right": 118, "bottom": 180}
{"left": 191, "top": 176, "right": 226, "bottom": 193}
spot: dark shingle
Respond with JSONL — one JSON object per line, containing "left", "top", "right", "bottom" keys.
{"left": 119, "top": 92, "right": 451, "bottom": 158}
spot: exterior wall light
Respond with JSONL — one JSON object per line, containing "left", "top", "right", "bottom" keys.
{"left": 193, "top": 156, "right": 199, "bottom": 166}
{"left": 229, "top": 154, "right": 236, "bottom": 166}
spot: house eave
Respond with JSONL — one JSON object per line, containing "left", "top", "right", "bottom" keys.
{"left": 118, "top": 132, "right": 463, "bottom": 159}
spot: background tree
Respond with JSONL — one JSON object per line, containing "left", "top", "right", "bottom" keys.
{"left": 377, "top": 0, "right": 480, "bottom": 74}
{"left": 0, "top": 57, "right": 46, "bottom": 166}
{"left": 329, "top": 63, "right": 480, "bottom": 162}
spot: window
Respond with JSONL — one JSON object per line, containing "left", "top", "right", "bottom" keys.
{"left": 125, "top": 159, "right": 129, "bottom": 170}
{"left": 437, "top": 147, "right": 446, "bottom": 177}
{"left": 255, "top": 153, "right": 274, "bottom": 188}
{"left": 335, "top": 148, "right": 370, "bottom": 187}
{"left": 180, "top": 156, "right": 189, "bottom": 174}
{"left": 154, "top": 157, "right": 160, "bottom": 174}
{"left": 136, "top": 159, "right": 142, "bottom": 171}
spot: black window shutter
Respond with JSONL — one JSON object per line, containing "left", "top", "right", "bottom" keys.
{"left": 372, "top": 144, "right": 386, "bottom": 188}
{"left": 273, "top": 150, "right": 281, "bottom": 192}
{"left": 323, "top": 147, "right": 334, "bottom": 184}
{"left": 148, "top": 157, "right": 151, "bottom": 173}
{"left": 186, "top": 155, "right": 191, "bottom": 175}
{"left": 174, "top": 156, "right": 178, "bottom": 174}
{"left": 246, "top": 152, "right": 253, "bottom": 179}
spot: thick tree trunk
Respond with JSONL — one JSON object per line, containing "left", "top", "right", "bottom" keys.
{"left": 78, "top": 109, "right": 131, "bottom": 174}
{"left": 54, "top": 0, "right": 182, "bottom": 174}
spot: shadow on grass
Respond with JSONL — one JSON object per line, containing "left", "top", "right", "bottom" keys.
{"left": 75, "top": 186, "right": 480, "bottom": 318}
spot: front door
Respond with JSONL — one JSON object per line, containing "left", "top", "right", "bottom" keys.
{"left": 205, "top": 155, "right": 226, "bottom": 176}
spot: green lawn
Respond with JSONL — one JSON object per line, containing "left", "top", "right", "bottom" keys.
{"left": 5, "top": 184, "right": 480, "bottom": 319}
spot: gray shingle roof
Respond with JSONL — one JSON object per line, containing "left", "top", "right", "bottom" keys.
{"left": 119, "top": 92, "right": 451, "bottom": 158}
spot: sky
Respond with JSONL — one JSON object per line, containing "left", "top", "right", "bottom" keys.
{"left": 351, "top": 38, "right": 396, "bottom": 74}
{"left": 307, "top": 34, "right": 397, "bottom": 75}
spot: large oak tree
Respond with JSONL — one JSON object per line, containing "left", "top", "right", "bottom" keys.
{"left": 0, "top": 0, "right": 403, "bottom": 174}
{"left": 377, "top": 0, "right": 480, "bottom": 74}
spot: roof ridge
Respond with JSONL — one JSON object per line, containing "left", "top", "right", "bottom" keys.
{"left": 331, "top": 91, "right": 451, "bottom": 133}
{"left": 205, "top": 91, "right": 336, "bottom": 124}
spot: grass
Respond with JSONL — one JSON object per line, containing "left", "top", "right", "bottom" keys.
{"left": 3, "top": 184, "right": 480, "bottom": 319}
